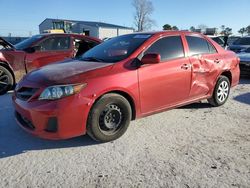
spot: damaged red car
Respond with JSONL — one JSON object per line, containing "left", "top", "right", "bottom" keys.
{"left": 0, "top": 34, "right": 101, "bottom": 94}
{"left": 12, "top": 31, "right": 240, "bottom": 142}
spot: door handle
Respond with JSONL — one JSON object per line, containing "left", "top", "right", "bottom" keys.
{"left": 181, "top": 64, "right": 190, "bottom": 70}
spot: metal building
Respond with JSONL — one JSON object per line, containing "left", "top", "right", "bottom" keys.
{"left": 39, "top": 18, "right": 134, "bottom": 39}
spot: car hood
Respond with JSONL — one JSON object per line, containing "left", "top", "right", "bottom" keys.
{"left": 238, "top": 53, "right": 250, "bottom": 62}
{"left": 26, "top": 59, "right": 114, "bottom": 85}
{"left": 0, "top": 37, "right": 15, "bottom": 50}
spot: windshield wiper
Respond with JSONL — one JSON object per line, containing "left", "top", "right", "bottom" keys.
{"left": 80, "top": 57, "right": 105, "bottom": 62}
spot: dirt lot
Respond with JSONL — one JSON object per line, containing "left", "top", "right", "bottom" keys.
{"left": 0, "top": 79, "right": 250, "bottom": 188}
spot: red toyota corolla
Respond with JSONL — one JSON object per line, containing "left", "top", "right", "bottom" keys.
{"left": 12, "top": 31, "right": 240, "bottom": 142}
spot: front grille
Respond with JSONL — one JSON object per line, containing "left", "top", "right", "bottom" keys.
{"left": 16, "top": 87, "right": 38, "bottom": 101}
{"left": 15, "top": 111, "right": 35, "bottom": 130}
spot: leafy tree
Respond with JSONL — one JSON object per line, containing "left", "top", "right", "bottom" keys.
{"left": 246, "top": 25, "right": 250, "bottom": 35}
{"left": 220, "top": 25, "right": 232, "bottom": 36}
{"left": 238, "top": 27, "right": 247, "bottom": 36}
{"left": 132, "top": 0, "right": 155, "bottom": 31}
{"left": 190, "top": 26, "right": 196, "bottom": 32}
{"left": 163, "top": 24, "right": 172, "bottom": 30}
{"left": 172, "top": 26, "right": 179, "bottom": 31}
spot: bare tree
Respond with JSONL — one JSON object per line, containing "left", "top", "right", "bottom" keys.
{"left": 197, "top": 24, "right": 208, "bottom": 33}
{"left": 132, "top": 0, "right": 155, "bottom": 31}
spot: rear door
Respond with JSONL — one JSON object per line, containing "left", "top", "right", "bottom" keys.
{"left": 185, "top": 35, "right": 223, "bottom": 98}
{"left": 25, "top": 36, "right": 72, "bottom": 72}
{"left": 138, "top": 35, "right": 192, "bottom": 114}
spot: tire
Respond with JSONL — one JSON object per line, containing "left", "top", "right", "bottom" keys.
{"left": 208, "top": 75, "right": 230, "bottom": 107}
{"left": 0, "top": 66, "right": 14, "bottom": 95}
{"left": 87, "top": 93, "right": 132, "bottom": 142}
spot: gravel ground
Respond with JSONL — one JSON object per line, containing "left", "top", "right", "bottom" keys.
{"left": 0, "top": 79, "right": 250, "bottom": 188}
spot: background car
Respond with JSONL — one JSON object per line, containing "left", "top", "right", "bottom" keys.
{"left": 228, "top": 36, "right": 250, "bottom": 53}
{"left": 13, "top": 31, "right": 240, "bottom": 142}
{"left": 227, "top": 36, "right": 241, "bottom": 46}
{"left": 0, "top": 34, "right": 101, "bottom": 94}
{"left": 237, "top": 48, "right": 250, "bottom": 76}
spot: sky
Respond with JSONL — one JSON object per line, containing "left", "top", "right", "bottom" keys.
{"left": 1, "top": 0, "right": 250, "bottom": 37}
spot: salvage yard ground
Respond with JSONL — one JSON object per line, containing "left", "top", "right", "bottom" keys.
{"left": 0, "top": 79, "right": 250, "bottom": 187}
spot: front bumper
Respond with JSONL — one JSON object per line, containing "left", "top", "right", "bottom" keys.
{"left": 12, "top": 93, "right": 93, "bottom": 140}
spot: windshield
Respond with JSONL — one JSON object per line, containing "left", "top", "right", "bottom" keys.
{"left": 14, "top": 35, "right": 43, "bottom": 50}
{"left": 233, "top": 37, "right": 250, "bottom": 45}
{"left": 80, "top": 34, "right": 152, "bottom": 63}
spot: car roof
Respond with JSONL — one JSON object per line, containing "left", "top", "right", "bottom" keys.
{"left": 133, "top": 30, "right": 202, "bottom": 36}
{"left": 38, "top": 33, "right": 102, "bottom": 42}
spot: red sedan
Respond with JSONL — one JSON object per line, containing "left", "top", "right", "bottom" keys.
{"left": 12, "top": 31, "right": 240, "bottom": 142}
{"left": 0, "top": 34, "right": 101, "bottom": 94}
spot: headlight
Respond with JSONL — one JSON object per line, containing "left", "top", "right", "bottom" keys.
{"left": 39, "top": 84, "right": 87, "bottom": 100}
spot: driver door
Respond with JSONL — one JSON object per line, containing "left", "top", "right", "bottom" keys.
{"left": 138, "top": 35, "right": 192, "bottom": 114}
{"left": 25, "top": 36, "right": 72, "bottom": 72}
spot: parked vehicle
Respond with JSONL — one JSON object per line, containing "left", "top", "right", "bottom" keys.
{"left": 228, "top": 36, "right": 250, "bottom": 53}
{"left": 0, "top": 34, "right": 101, "bottom": 94}
{"left": 227, "top": 36, "right": 241, "bottom": 46}
{"left": 208, "top": 36, "right": 225, "bottom": 48}
{"left": 238, "top": 48, "right": 250, "bottom": 76}
{"left": 13, "top": 31, "right": 240, "bottom": 142}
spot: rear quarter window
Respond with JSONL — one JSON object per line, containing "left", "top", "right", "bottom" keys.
{"left": 186, "top": 36, "right": 217, "bottom": 55}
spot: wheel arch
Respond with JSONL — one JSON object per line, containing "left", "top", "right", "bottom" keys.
{"left": 0, "top": 61, "right": 16, "bottom": 84}
{"left": 221, "top": 70, "right": 232, "bottom": 85}
{"left": 93, "top": 90, "right": 137, "bottom": 120}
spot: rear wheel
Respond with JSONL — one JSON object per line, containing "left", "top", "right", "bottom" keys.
{"left": 208, "top": 75, "right": 230, "bottom": 107}
{"left": 0, "top": 66, "right": 14, "bottom": 95}
{"left": 87, "top": 93, "right": 132, "bottom": 142}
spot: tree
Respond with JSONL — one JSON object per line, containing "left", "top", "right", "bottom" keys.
{"left": 246, "top": 25, "right": 250, "bottom": 35}
{"left": 238, "top": 27, "right": 247, "bottom": 36}
{"left": 190, "top": 26, "right": 196, "bottom": 32}
{"left": 172, "top": 26, "right": 179, "bottom": 31}
{"left": 220, "top": 25, "right": 232, "bottom": 36}
{"left": 163, "top": 24, "right": 172, "bottom": 30}
{"left": 132, "top": 0, "right": 155, "bottom": 31}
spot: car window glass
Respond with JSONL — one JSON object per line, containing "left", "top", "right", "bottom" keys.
{"left": 81, "top": 34, "right": 152, "bottom": 63}
{"left": 186, "top": 36, "right": 212, "bottom": 55}
{"left": 207, "top": 41, "right": 217, "bottom": 53}
{"left": 211, "top": 37, "right": 224, "bottom": 46}
{"left": 38, "top": 36, "right": 70, "bottom": 51}
{"left": 14, "top": 35, "right": 43, "bottom": 50}
{"left": 144, "top": 36, "right": 184, "bottom": 61}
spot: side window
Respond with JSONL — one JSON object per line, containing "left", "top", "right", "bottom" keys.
{"left": 207, "top": 41, "right": 217, "bottom": 54}
{"left": 144, "top": 36, "right": 184, "bottom": 61}
{"left": 186, "top": 36, "right": 211, "bottom": 55}
{"left": 37, "top": 37, "right": 70, "bottom": 51}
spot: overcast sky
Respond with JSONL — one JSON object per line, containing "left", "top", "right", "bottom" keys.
{"left": 1, "top": 0, "right": 250, "bottom": 37}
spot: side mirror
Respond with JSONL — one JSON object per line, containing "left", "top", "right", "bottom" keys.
{"left": 24, "top": 47, "right": 36, "bottom": 53}
{"left": 141, "top": 53, "right": 161, "bottom": 65}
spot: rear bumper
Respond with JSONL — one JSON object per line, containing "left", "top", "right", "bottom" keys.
{"left": 12, "top": 94, "right": 93, "bottom": 140}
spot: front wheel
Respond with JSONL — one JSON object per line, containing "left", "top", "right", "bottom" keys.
{"left": 87, "top": 93, "right": 132, "bottom": 142}
{"left": 208, "top": 75, "right": 230, "bottom": 107}
{"left": 0, "top": 66, "right": 14, "bottom": 95}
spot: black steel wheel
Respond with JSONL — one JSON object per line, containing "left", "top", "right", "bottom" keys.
{"left": 87, "top": 93, "right": 132, "bottom": 142}
{"left": 0, "top": 66, "right": 14, "bottom": 95}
